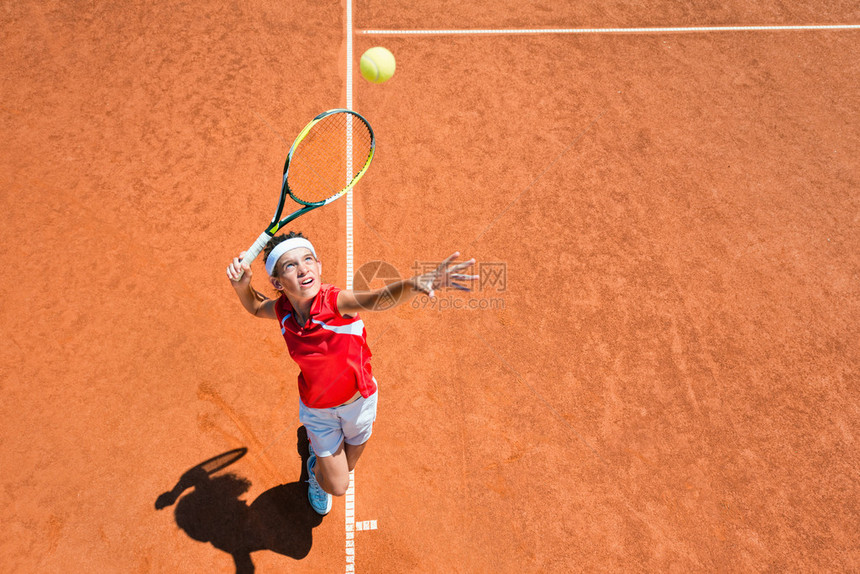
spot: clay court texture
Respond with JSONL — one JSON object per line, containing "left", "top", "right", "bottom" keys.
{"left": 2, "top": 0, "right": 859, "bottom": 572}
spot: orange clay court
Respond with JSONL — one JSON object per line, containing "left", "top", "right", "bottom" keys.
{"left": 1, "top": 1, "right": 858, "bottom": 572}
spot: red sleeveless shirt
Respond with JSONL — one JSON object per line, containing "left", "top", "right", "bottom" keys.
{"left": 274, "top": 284, "right": 376, "bottom": 408}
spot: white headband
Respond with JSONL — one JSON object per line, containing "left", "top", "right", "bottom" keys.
{"left": 265, "top": 237, "right": 317, "bottom": 275}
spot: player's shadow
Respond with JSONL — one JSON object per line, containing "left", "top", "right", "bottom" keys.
{"left": 155, "top": 427, "right": 321, "bottom": 573}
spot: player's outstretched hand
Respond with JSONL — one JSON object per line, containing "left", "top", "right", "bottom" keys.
{"left": 227, "top": 252, "right": 252, "bottom": 285}
{"left": 413, "top": 252, "right": 478, "bottom": 298}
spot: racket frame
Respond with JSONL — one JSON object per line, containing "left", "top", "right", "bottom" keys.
{"left": 240, "top": 109, "right": 375, "bottom": 272}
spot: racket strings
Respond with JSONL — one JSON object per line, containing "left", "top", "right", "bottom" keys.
{"left": 288, "top": 113, "right": 373, "bottom": 205}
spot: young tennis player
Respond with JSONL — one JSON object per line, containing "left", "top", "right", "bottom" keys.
{"left": 226, "top": 232, "right": 475, "bottom": 515}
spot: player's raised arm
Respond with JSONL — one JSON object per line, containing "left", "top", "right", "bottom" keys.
{"left": 337, "top": 252, "right": 477, "bottom": 315}
{"left": 227, "top": 252, "right": 277, "bottom": 319}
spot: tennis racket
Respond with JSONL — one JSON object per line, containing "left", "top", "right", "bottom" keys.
{"left": 235, "top": 109, "right": 375, "bottom": 278}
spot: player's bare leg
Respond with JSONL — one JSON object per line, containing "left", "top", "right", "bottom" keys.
{"left": 344, "top": 440, "right": 368, "bottom": 472}
{"left": 314, "top": 440, "right": 369, "bottom": 496}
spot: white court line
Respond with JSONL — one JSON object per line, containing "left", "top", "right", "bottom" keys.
{"left": 355, "top": 520, "right": 378, "bottom": 531}
{"left": 361, "top": 24, "right": 860, "bottom": 35}
{"left": 346, "top": 1, "right": 355, "bottom": 293}
{"left": 345, "top": 1, "right": 356, "bottom": 573}
{"left": 345, "top": 474, "right": 356, "bottom": 572}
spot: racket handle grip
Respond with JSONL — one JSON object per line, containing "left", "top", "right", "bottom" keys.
{"left": 236, "top": 232, "right": 272, "bottom": 279}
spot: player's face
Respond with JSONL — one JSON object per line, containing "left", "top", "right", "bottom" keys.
{"left": 271, "top": 248, "right": 322, "bottom": 301}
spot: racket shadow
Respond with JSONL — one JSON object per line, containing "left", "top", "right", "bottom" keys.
{"left": 155, "top": 427, "right": 322, "bottom": 573}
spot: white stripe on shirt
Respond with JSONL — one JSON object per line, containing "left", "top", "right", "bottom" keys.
{"left": 311, "top": 318, "right": 365, "bottom": 336}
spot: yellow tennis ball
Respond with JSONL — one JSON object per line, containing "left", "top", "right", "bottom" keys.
{"left": 360, "top": 47, "right": 396, "bottom": 84}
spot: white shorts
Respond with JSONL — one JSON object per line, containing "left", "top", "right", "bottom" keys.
{"left": 299, "top": 389, "right": 378, "bottom": 458}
